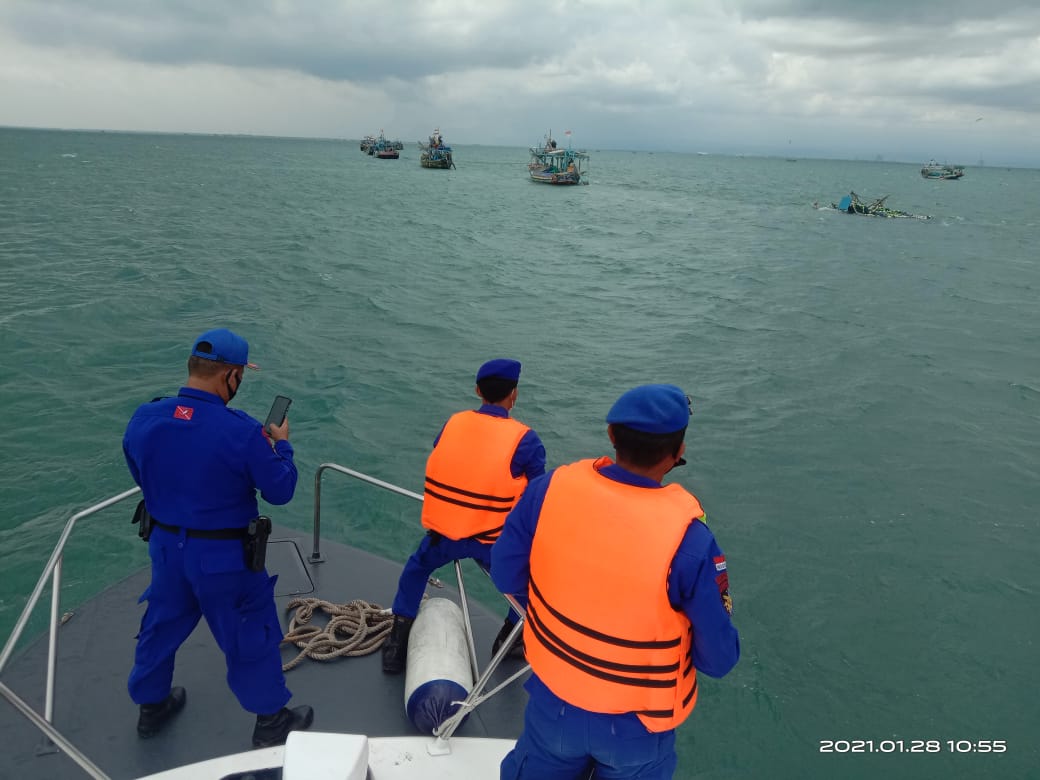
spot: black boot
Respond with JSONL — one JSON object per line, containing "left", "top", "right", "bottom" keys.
{"left": 252, "top": 704, "right": 314, "bottom": 748}
{"left": 137, "top": 686, "right": 187, "bottom": 738}
{"left": 381, "top": 614, "right": 414, "bottom": 674}
{"left": 491, "top": 617, "right": 525, "bottom": 660}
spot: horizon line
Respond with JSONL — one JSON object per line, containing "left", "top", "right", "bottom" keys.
{"left": 0, "top": 123, "right": 1030, "bottom": 170}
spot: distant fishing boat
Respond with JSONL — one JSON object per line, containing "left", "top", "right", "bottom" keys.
{"left": 920, "top": 160, "right": 964, "bottom": 180}
{"left": 418, "top": 129, "right": 455, "bottom": 169}
{"left": 527, "top": 130, "right": 588, "bottom": 185}
{"left": 369, "top": 131, "right": 400, "bottom": 159}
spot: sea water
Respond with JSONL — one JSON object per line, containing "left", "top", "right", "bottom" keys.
{"left": 1, "top": 127, "right": 1038, "bottom": 779}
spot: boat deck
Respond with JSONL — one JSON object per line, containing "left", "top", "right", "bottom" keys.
{"left": 1, "top": 524, "right": 528, "bottom": 779}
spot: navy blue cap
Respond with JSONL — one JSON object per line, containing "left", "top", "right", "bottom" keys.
{"left": 476, "top": 358, "right": 521, "bottom": 382}
{"left": 606, "top": 384, "right": 690, "bottom": 434}
{"left": 191, "top": 328, "right": 259, "bottom": 370}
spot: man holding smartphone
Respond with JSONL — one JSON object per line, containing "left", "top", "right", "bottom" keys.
{"left": 122, "top": 328, "right": 313, "bottom": 748}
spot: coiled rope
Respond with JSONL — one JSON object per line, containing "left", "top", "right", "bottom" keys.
{"left": 280, "top": 597, "right": 393, "bottom": 671}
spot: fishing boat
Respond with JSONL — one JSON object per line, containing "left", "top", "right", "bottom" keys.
{"left": 920, "top": 160, "right": 964, "bottom": 180}
{"left": 360, "top": 135, "right": 377, "bottom": 153}
{"left": 368, "top": 131, "right": 400, "bottom": 159}
{"left": 418, "top": 129, "right": 455, "bottom": 169}
{"left": 527, "top": 131, "right": 589, "bottom": 185}
{"left": 831, "top": 192, "right": 931, "bottom": 220}
{"left": 0, "top": 465, "right": 530, "bottom": 778}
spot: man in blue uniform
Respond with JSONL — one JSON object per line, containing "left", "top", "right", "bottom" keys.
{"left": 492, "top": 384, "right": 740, "bottom": 779}
{"left": 123, "top": 328, "right": 313, "bottom": 747}
{"left": 381, "top": 358, "right": 546, "bottom": 674}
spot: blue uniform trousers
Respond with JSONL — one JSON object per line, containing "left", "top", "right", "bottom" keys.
{"left": 501, "top": 684, "right": 678, "bottom": 780}
{"left": 391, "top": 533, "right": 526, "bottom": 621}
{"left": 128, "top": 527, "right": 291, "bottom": 715}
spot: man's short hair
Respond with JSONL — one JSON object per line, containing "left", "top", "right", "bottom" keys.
{"left": 611, "top": 423, "right": 686, "bottom": 468}
{"left": 477, "top": 377, "right": 518, "bottom": 404}
{"left": 188, "top": 351, "right": 231, "bottom": 378}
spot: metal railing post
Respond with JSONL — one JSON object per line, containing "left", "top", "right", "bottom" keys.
{"left": 310, "top": 465, "right": 328, "bottom": 562}
{"left": 453, "top": 560, "right": 480, "bottom": 683}
{"left": 1, "top": 488, "right": 139, "bottom": 779}
{"left": 44, "top": 557, "right": 62, "bottom": 723}
{"left": 0, "top": 682, "right": 110, "bottom": 779}
{"left": 311, "top": 462, "right": 425, "bottom": 562}
{"left": 0, "top": 487, "right": 141, "bottom": 676}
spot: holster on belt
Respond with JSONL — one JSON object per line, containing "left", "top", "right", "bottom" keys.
{"left": 131, "top": 500, "right": 155, "bottom": 542}
{"left": 243, "top": 515, "right": 273, "bottom": 572}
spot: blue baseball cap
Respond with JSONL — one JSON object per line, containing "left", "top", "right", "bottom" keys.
{"left": 606, "top": 384, "right": 690, "bottom": 434}
{"left": 190, "top": 328, "right": 259, "bottom": 370}
{"left": 476, "top": 358, "right": 521, "bottom": 383}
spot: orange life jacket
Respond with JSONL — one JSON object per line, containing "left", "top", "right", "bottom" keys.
{"left": 421, "top": 410, "right": 530, "bottom": 543}
{"left": 525, "top": 456, "right": 703, "bottom": 732}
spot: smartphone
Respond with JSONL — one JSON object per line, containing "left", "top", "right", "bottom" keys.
{"left": 264, "top": 395, "right": 292, "bottom": 433}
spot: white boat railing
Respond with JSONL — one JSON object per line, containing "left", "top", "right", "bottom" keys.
{"left": 310, "top": 462, "right": 425, "bottom": 561}
{"left": 2, "top": 465, "right": 527, "bottom": 777}
{"left": 0, "top": 487, "right": 141, "bottom": 779}
{"left": 311, "top": 462, "right": 530, "bottom": 747}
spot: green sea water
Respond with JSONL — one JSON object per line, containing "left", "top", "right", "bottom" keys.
{"left": 2, "top": 127, "right": 1038, "bottom": 779}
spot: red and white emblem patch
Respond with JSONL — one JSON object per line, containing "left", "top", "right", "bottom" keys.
{"left": 174, "top": 405, "right": 194, "bottom": 421}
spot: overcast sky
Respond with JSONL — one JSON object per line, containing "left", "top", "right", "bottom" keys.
{"left": 1, "top": 0, "right": 1038, "bottom": 166}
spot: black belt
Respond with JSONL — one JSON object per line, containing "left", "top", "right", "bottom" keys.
{"left": 154, "top": 521, "right": 248, "bottom": 540}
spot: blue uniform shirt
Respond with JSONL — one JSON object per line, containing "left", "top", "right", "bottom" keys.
{"left": 123, "top": 387, "right": 297, "bottom": 529}
{"left": 433, "top": 403, "right": 546, "bottom": 481}
{"left": 492, "top": 462, "right": 740, "bottom": 683}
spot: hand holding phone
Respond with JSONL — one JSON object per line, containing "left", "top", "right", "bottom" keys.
{"left": 264, "top": 395, "right": 292, "bottom": 439}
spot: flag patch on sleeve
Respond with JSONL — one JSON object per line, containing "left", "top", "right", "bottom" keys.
{"left": 713, "top": 556, "right": 732, "bottom": 614}
{"left": 174, "top": 406, "right": 194, "bottom": 421}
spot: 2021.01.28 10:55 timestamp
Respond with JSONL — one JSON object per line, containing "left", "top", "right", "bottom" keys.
{"left": 819, "top": 740, "right": 1007, "bottom": 753}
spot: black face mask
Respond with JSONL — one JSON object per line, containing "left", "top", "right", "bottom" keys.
{"left": 225, "top": 370, "right": 240, "bottom": 403}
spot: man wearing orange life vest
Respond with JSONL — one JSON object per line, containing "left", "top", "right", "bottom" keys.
{"left": 492, "top": 384, "right": 739, "bottom": 779}
{"left": 382, "top": 358, "right": 546, "bottom": 674}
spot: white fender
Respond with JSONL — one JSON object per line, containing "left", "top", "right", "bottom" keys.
{"left": 403, "top": 597, "right": 474, "bottom": 733}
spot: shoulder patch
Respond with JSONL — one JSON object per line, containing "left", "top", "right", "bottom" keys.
{"left": 173, "top": 405, "right": 194, "bottom": 421}
{"left": 713, "top": 555, "right": 732, "bottom": 615}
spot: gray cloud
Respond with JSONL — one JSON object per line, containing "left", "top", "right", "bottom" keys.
{"left": 737, "top": 0, "right": 1038, "bottom": 24}
{"left": 0, "top": 0, "right": 1037, "bottom": 165}
{"left": 1, "top": 0, "right": 565, "bottom": 80}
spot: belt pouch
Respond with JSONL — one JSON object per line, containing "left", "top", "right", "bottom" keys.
{"left": 132, "top": 500, "right": 155, "bottom": 542}
{"left": 243, "top": 516, "right": 273, "bottom": 572}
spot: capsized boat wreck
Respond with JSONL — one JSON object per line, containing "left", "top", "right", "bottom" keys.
{"left": 832, "top": 192, "right": 931, "bottom": 220}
